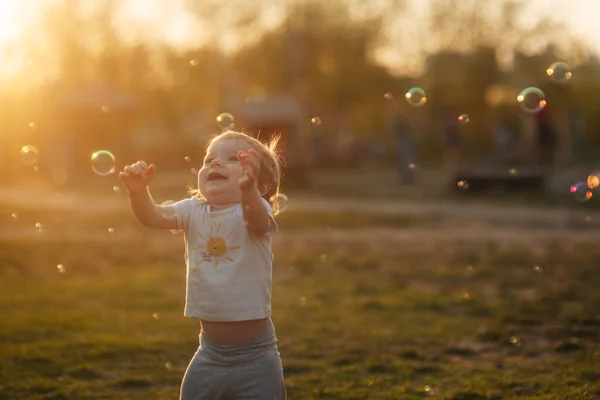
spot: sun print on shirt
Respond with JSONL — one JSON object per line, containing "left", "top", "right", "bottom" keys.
{"left": 194, "top": 221, "right": 241, "bottom": 269}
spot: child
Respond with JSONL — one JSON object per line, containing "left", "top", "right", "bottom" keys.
{"left": 119, "top": 131, "right": 286, "bottom": 399}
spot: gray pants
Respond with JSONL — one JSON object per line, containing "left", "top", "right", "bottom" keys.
{"left": 180, "top": 320, "right": 286, "bottom": 400}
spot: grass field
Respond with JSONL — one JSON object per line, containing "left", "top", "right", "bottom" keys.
{"left": 1, "top": 194, "right": 600, "bottom": 400}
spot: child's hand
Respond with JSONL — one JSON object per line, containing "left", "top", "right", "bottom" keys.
{"left": 119, "top": 161, "right": 155, "bottom": 193}
{"left": 238, "top": 149, "right": 260, "bottom": 191}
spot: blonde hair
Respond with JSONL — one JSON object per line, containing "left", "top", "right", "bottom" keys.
{"left": 189, "top": 131, "right": 283, "bottom": 211}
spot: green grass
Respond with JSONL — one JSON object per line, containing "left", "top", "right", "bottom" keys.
{"left": 1, "top": 209, "right": 600, "bottom": 399}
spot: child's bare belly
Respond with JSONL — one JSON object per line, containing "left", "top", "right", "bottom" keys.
{"left": 200, "top": 318, "right": 270, "bottom": 345}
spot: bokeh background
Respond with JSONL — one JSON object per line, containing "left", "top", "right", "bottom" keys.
{"left": 1, "top": 1, "right": 600, "bottom": 399}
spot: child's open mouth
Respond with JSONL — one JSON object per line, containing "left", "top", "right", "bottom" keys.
{"left": 208, "top": 172, "right": 228, "bottom": 181}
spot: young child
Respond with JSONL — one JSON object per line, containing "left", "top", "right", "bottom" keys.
{"left": 119, "top": 131, "right": 286, "bottom": 399}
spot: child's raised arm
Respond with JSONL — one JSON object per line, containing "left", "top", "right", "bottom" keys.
{"left": 120, "top": 161, "right": 178, "bottom": 230}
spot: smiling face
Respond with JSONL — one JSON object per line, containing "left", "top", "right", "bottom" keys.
{"left": 198, "top": 138, "right": 253, "bottom": 206}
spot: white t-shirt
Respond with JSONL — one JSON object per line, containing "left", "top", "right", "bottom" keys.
{"left": 172, "top": 196, "right": 277, "bottom": 321}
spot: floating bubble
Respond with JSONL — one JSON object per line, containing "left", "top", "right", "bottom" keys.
{"left": 101, "top": 105, "right": 109, "bottom": 113}
{"left": 90, "top": 150, "right": 116, "bottom": 176}
{"left": 152, "top": 312, "right": 159, "bottom": 320}
{"left": 29, "top": 122, "right": 37, "bottom": 129}
{"left": 216, "top": 113, "right": 235, "bottom": 130}
{"left": 269, "top": 193, "right": 289, "bottom": 216}
{"left": 189, "top": 59, "right": 197, "bottom": 66}
{"left": 405, "top": 87, "right": 427, "bottom": 106}
{"left": 57, "top": 264, "right": 65, "bottom": 273}
{"left": 533, "top": 265, "right": 542, "bottom": 272}
{"left": 463, "top": 292, "right": 470, "bottom": 299}
{"left": 383, "top": 92, "right": 393, "bottom": 100}
{"left": 11, "top": 213, "right": 17, "bottom": 220}
{"left": 457, "top": 180, "right": 470, "bottom": 189}
{"left": 408, "top": 163, "right": 417, "bottom": 170}
{"left": 509, "top": 336, "right": 521, "bottom": 346}
{"left": 570, "top": 181, "right": 593, "bottom": 202}
{"left": 587, "top": 172, "right": 600, "bottom": 189}
{"left": 517, "top": 87, "right": 546, "bottom": 113}
{"left": 184, "top": 156, "right": 191, "bottom": 162}
{"left": 35, "top": 222, "right": 43, "bottom": 232}
{"left": 112, "top": 186, "right": 121, "bottom": 193}
{"left": 508, "top": 168, "right": 518, "bottom": 176}
{"left": 310, "top": 116, "right": 322, "bottom": 126}
{"left": 165, "top": 361, "right": 172, "bottom": 369}
{"left": 108, "top": 228, "right": 114, "bottom": 234}
{"left": 457, "top": 114, "right": 470, "bottom": 124}
{"left": 546, "top": 61, "right": 572, "bottom": 83}
{"left": 20, "top": 145, "right": 38, "bottom": 166}
{"left": 191, "top": 168, "right": 198, "bottom": 175}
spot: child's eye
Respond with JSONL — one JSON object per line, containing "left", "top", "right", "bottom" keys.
{"left": 228, "top": 156, "right": 240, "bottom": 162}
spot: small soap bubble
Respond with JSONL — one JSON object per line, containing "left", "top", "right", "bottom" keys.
{"left": 11, "top": 212, "right": 17, "bottom": 220}
{"left": 165, "top": 361, "right": 172, "bottom": 369}
{"left": 509, "top": 336, "right": 522, "bottom": 346}
{"left": 405, "top": 87, "right": 427, "bottom": 106}
{"left": 112, "top": 186, "right": 121, "bottom": 193}
{"left": 101, "top": 105, "right": 109, "bottom": 113}
{"left": 35, "top": 222, "right": 43, "bottom": 232}
{"left": 587, "top": 172, "right": 600, "bottom": 189}
{"left": 189, "top": 59, "right": 197, "bottom": 66}
{"left": 463, "top": 292, "right": 470, "bottom": 299}
{"left": 508, "top": 168, "right": 518, "bottom": 176}
{"left": 191, "top": 168, "right": 198, "bottom": 175}
{"left": 20, "top": 145, "right": 39, "bottom": 166}
{"left": 57, "top": 264, "right": 65, "bottom": 273}
{"left": 383, "top": 92, "right": 393, "bottom": 100}
{"left": 184, "top": 156, "right": 191, "bottom": 162}
{"left": 90, "top": 150, "right": 116, "bottom": 176}
{"left": 310, "top": 116, "right": 322, "bottom": 126}
{"left": 546, "top": 61, "right": 572, "bottom": 83}
{"left": 269, "top": 193, "right": 289, "bottom": 216}
{"left": 33, "top": 166, "right": 39, "bottom": 172}
{"left": 457, "top": 180, "right": 470, "bottom": 189}
{"left": 517, "top": 87, "right": 546, "bottom": 113}
{"left": 29, "top": 122, "right": 37, "bottom": 129}
{"left": 408, "top": 163, "right": 416, "bottom": 170}
{"left": 216, "top": 113, "right": 235, "bottom": 130}
{"left": 108, "top": 228, "right": 114, "bottom": 234}
{"left": 533, "top": 265, "right": 542, "bottom": 272}
{"left": 152, "top": 312, "right": 159, "bottom": 320}
{"left": 570, "top": 182, "right": 593, "bottom": 202}
{"left": 457, "top": 114, "right": 470, "bottom": 124}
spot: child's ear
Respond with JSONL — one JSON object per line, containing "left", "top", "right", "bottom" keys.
{"left": 258, "top": 181, "right": 271, "bottom": 197}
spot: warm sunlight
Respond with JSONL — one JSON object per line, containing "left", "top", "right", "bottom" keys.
{"left": 0, "top": 1, "right": 29, "bottom": 48}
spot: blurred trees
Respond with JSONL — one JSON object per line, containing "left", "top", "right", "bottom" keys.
{"left": 2, "top": 0, "right": 600, "bottom": 182}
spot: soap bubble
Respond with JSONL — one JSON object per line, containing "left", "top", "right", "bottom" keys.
{"left": 546, "top": 61, "right": 572, "bottom": 83}
{"left": 405, "top": 87, "right": 427, "bottom": 106}
{"left": 383, "top": 92, "right": 393, "bottom": 100}
{"left": 20, "top": 145, "right": 38, "bottom": 166}
{"left": 269, "top": 193, "right": 289, "bottom": 216}
{"left": 90, "top": 150, "right": 116, "bottom": 176}
{"left": 517, "top": 87, "right": 546, "bottom": 113}
{"left": 587, "top": 172, "right": 600, "bottom": 189}
{"left": 310, "top": 117, "right": 322, "bottom": 126}
{"left": 570, "top": 182, "right": 593, "bottom": 202}
{"left": 57, "top": 264, "right": 65, "bottom": 273}
{"left": 184, "top": 156, "right": 191, "bottom": 162}
{"left": 216, "top": 113, "right": 235, "bottom": 130}
{"left": 457, "top": 114, "right": 470, "bottom": 124}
